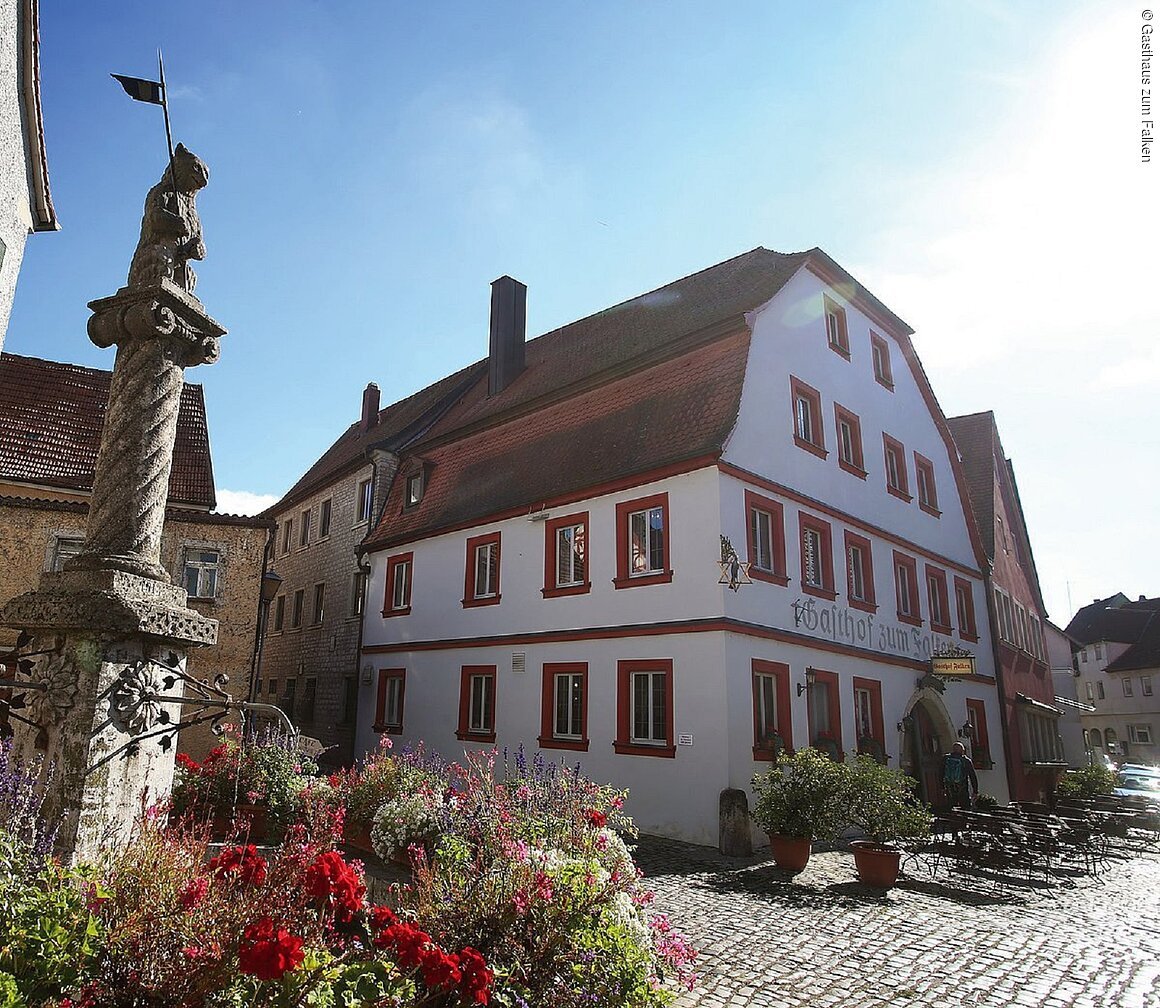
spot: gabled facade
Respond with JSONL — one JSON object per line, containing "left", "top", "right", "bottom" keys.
{"left": 257, "top": 365, "right": 484, "bottom": 766}
{"left": 1067, "top": 594, "right": 1160, "bottom": 766}
{"left": 354, "top": 249, "right": 1007, "bottom": 844}
{"left": 0, "top": 353, "right": 270, "bottom": 757}
{"left": 948, "top": 411, "right": 1064, "bottom": 801}
{"left": 0, "top": 0, "right": 57, "bottom": 348}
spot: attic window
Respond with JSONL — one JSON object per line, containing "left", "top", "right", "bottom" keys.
{"left": 406, "top": 472, "right": 424, "bottom": 507}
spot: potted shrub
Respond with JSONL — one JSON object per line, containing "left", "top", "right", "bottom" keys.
{"left": 843, "top": 754, "right": 932, "bottom": 889}
{"left": 750, "top": 747, "right": 847, "bottom": 872}
{"left": 332, "top": 739, "right": 402, "bottom": 852}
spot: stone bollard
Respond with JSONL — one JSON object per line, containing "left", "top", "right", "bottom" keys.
{"left": 719, "top": 787, "right": 753, "bottom": 857}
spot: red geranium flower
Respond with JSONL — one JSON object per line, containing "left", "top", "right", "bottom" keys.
{"left": 237, "top": 916, "right": 305, "bottom": 981}
{"left": 585, "top": 808, "right": 608, "bottom": 828}
{"left": 419, "top": 947, "right": 462, "bottom": 990}
{"left": 458, "top": 946, "right": 494, "bottom": 1005}
{"left": 303, "top": 850, "right": 366, "bottom": 921}
{"left": 177, "top": 875, "right": 209, "bottom": 910}
{"left": 207, "top": 844, "right": 268, "bottom": 886}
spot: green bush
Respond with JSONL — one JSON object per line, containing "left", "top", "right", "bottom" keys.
{"left": 750, "top": 747, "right": 848, "bottom": 840}
{"left": 844, "top": 755, "right": 932, "bottom": 846}
{"left": 1057, "top": 765, "right": 1116, "bottom": 799}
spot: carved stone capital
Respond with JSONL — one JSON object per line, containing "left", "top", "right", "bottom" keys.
{"left": 87, "top": 280, "right": 225, "bottom": 367}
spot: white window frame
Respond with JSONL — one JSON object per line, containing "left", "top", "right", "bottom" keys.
{"left": 350, "top": 572, "right": 366, "bottom": 618}
{"left": 750, "top": 507, "right": 773, "bottom": 572}
{"left": 754, "top": 672, "right": 778, "bottom": 740}
{"left": 854, "top": 686, "right": 874, "bottom": 741}
{"left": 473, "top": 542, "right": 499, "bottom": 599}
{"left": 1123, "top": 677, "right": 1134, "bottom": 697}
{"left": 885, "top": 445, "right": 903, "bottom": 492}
{"left": 312, "top": 582, "right": 326, "bottom": 625}
{"left": 928, "top": 574, "right": 945, "bottom": 626}
{"left": 1128, "top": 724, "right": 1154, "bottom": 745}
{"left": 51, "top": 535, "right": 84, "bottom": 572}
{"left": 183, "top": 549, "right": 220, "bottom": 599}
{"left": 391, "top": 558, "right": 412, "bottom": 610}
{"left": 629, "top": 506, "right": 665, "bottom": 577}
{"left": 848, "top": 544, "right": 867, "bottom": 602}
{"left": 356, "top": 477, "right": 374, "bottom": 524}
{"left": 406, "top": 472, "right": 423, "bottom": 507}
{"left": 802, "top": 528, "right": 823, "bottom": 589}
{"left": 916, "top": 463, "right": 933, "bottom": 509}
{"left": 468, "top": 673, "right": 494, "bottom": 734}
{"left": 555, "top": 523, "right": 586, "bottom": 588}
{"left": 630, "top": 670, "right": 668, "bottom": 746}
{"left": 896, "top": 562, "right": 914, "bottom": 617}
{"left": 553, "top": 671, "right": 584, "bottom": 740}
{"left": 1142, "top": 676, "right": 1154, "bottom": 697}
{"left": 838, "top": 418, "right": 855, "bottom": 467}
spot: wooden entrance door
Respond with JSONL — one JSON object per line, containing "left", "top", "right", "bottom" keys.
{"left": 912, "top": 702, "right": 945, "bottom": 808}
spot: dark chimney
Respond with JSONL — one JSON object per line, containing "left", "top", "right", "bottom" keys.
{"left": 488, "top": 276, "right": 527, "bottom": 397}
{"left": 361, "top": 382, "right": 380, "bottom": 431}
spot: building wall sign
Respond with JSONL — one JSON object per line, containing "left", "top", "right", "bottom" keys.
{"left": 930, "top": 655, "right": 976, "bottom": 678}
{"left": 790, "top": 597, "right": 975, "bottom": 662}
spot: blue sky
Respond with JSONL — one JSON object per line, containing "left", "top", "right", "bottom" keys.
{"left": 10, "top": 1, "right": 1155, "bottom": 624}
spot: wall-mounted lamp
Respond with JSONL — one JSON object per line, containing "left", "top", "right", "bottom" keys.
{"left": 796, "top": 667, "right": 817, "bottom": 697}
{"left": 957, "top": 720, "right": 973, "bottom": 739}
{"left": 897, "top": 713, "right": 915, "bottom": 734}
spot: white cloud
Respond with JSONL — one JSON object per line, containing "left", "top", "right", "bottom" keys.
{"left": 215, "top": 489, "right": 279, "bottom": 516}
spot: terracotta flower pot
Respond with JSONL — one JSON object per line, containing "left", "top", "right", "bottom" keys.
{"left": 768, "top": 834, "right": 812, "bottom": 872}
{"left": 850, "top": 840, "right": 902, "bottom": 888}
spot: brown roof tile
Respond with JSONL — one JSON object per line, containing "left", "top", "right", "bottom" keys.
{"left": 368, "top": 331, "right": 751, "bottom": 549}
{"left": 0, "top": 352, "right": 215, "bottom": 508}
{"left": 947, "top": 412, "right": 997, "bottom": 558}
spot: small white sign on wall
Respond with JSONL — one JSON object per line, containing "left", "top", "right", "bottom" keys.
{"left": 678, "top": 734, "right": 694, "bottom": 746}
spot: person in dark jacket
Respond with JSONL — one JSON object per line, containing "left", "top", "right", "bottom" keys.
{"left": 942, "top": 741, "right": 979, "bottom": 809}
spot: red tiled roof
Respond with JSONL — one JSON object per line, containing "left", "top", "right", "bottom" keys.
{"left": 362, "top": 245, "right": 928, "bottom": 551}
{"left": 946, "top": 412, "right": 997, "bottom": 559}
{"left": 269, "top": 360, "right": 487, "bottom": 514}
{"left": 370, "top": 331, "right": 751, "bottom": 548}
{"left": 0, "top": 353, "right": 215, "bottom": 508}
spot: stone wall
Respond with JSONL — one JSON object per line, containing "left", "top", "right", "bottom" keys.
{"left": 259, "top": 452, "right": 396, "bottom": 767}
{"left": 0, "top": 496, "right": 271, "bottom": 757}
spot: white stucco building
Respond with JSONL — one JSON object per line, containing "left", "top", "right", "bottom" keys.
{"left": 0, "top": 0, "right": 56, "bottom": 349}
{"left": 355, "top": 248, "right": 1008, "bottom": 845}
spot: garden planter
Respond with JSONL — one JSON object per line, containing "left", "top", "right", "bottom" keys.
{"left": 850, "top": 840, "right": 902, "bottom": 888}
{"left": 767, "top": 834, "right": 812, "bottom": 872}
{"left": 232, "top": 803, "right": 269, "bottom": 842}
{"left": 343, "top": 820, "right": 375, "bottom": 853}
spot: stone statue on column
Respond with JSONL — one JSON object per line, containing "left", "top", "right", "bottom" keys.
{"left": 0, "top": 147, "right": 225, "bottom": 860}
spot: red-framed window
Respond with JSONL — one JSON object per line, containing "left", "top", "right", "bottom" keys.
{"left": 456, "top": 665, "right": 497, "bottom": 743}
{"left": 614, "top": 659, "right": 675, "bottom": 758}
{"left": 870, "top": 332, "right": 894, "bottom": 390}
{"left": 807, "top": 668, "right": 843, "bottom": 761}
{"left": 745, "top": 490, "right": 788, "bottom": 586}
{"left": 823, "top": 294, "right": 850, "bottom": 359}
{"left": 383, "top": 552, "right": 413, "bottom": 617}
{"left": 543, "top": 512, "right": 590, "bottom": 598}
{"left": 925, "top": 564, "right": 951, "bottom": 634}
{"left": 893, "top": 551, "right": 921, "bottom": 626}
{"left": 834, "top": 403, "right": 867, "bottom": 479}
{"left": 843, "top": 530, "right": 877, "bottom": 613}
{"left": 914, "top": 452, "right": 940, "bottom": 517}
{"left": 614, "top": 492, "right": 672, "bottom": 589}
{"left": 883, "top": 434, "right": 911, "bottom": 502}
{"left": 965, "top": 699, "right": 992, "bottom": 769}
{"left": 752, "top": 659, "right": 792, "bottom": 761}
{"left": 798, "top": 513, "right": 836, "bottom": 600}
{"left": 462, "top": 532, "right": 501, "bottom": 607}
{"left": 789, "top": 377, "right": 827, "bottom": 459}
{"left": 852, "top": 676, "right": 885, "bottom": 762}
{"left": 538, "top": 662, "right": 589, "bottom": 751}
{"left": 374, "top": 668, "right": 406, "bottom": 734}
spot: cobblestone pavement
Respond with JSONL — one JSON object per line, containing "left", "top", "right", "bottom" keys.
{"left": 630, "top": 836, "right": 1160, "bottom": 1008}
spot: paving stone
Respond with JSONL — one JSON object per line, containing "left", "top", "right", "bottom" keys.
{"left": 631, "top": 836, "right": 1160, "bottom": 1008}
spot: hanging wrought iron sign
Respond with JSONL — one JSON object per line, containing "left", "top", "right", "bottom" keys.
{"left": 718, "top": 535, "right": 752, "bottom": 592}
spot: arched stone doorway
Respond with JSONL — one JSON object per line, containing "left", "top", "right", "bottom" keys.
{"left": 899, "top": 691, "right": 957, "bottom": 808}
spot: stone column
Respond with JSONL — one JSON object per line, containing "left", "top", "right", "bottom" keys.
{"left": 0, "top": 279, "right": 225, "bottom": 861}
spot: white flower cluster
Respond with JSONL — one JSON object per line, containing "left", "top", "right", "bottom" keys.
{"left": 371, "top": 791, "right": 441, "bottom": 857}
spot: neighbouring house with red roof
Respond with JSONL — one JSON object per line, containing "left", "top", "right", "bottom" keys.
{"left": 256, "top": 364, "right": 483, "bottom": 766}
{"left": 0, "top": 0, "right": 57, "bottom": 349}
{"left": 1067, "top": 594, "right": 1160, "bottom": 766}
{"left": 0, "top": 352, "right": 272, "bottom": 755}
{"left": 348, "top": 248, "right": 1008, "bottom": 843}
{"left": 948, "top": 411, "right": 1067, "bottom": 801}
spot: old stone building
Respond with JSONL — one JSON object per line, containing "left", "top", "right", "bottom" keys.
{"left": 257, "top": 367, "right": 482, "bottom": 766}
{"left": 0, "top": 353, "right": 271, "bottom": 754}
{"left": 0, "top": 0, "right": 57, "bottom": 348}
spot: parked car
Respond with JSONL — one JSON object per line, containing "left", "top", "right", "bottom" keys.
{"left": 1113, "top": 764, "right": 1160, "bottom": 801}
